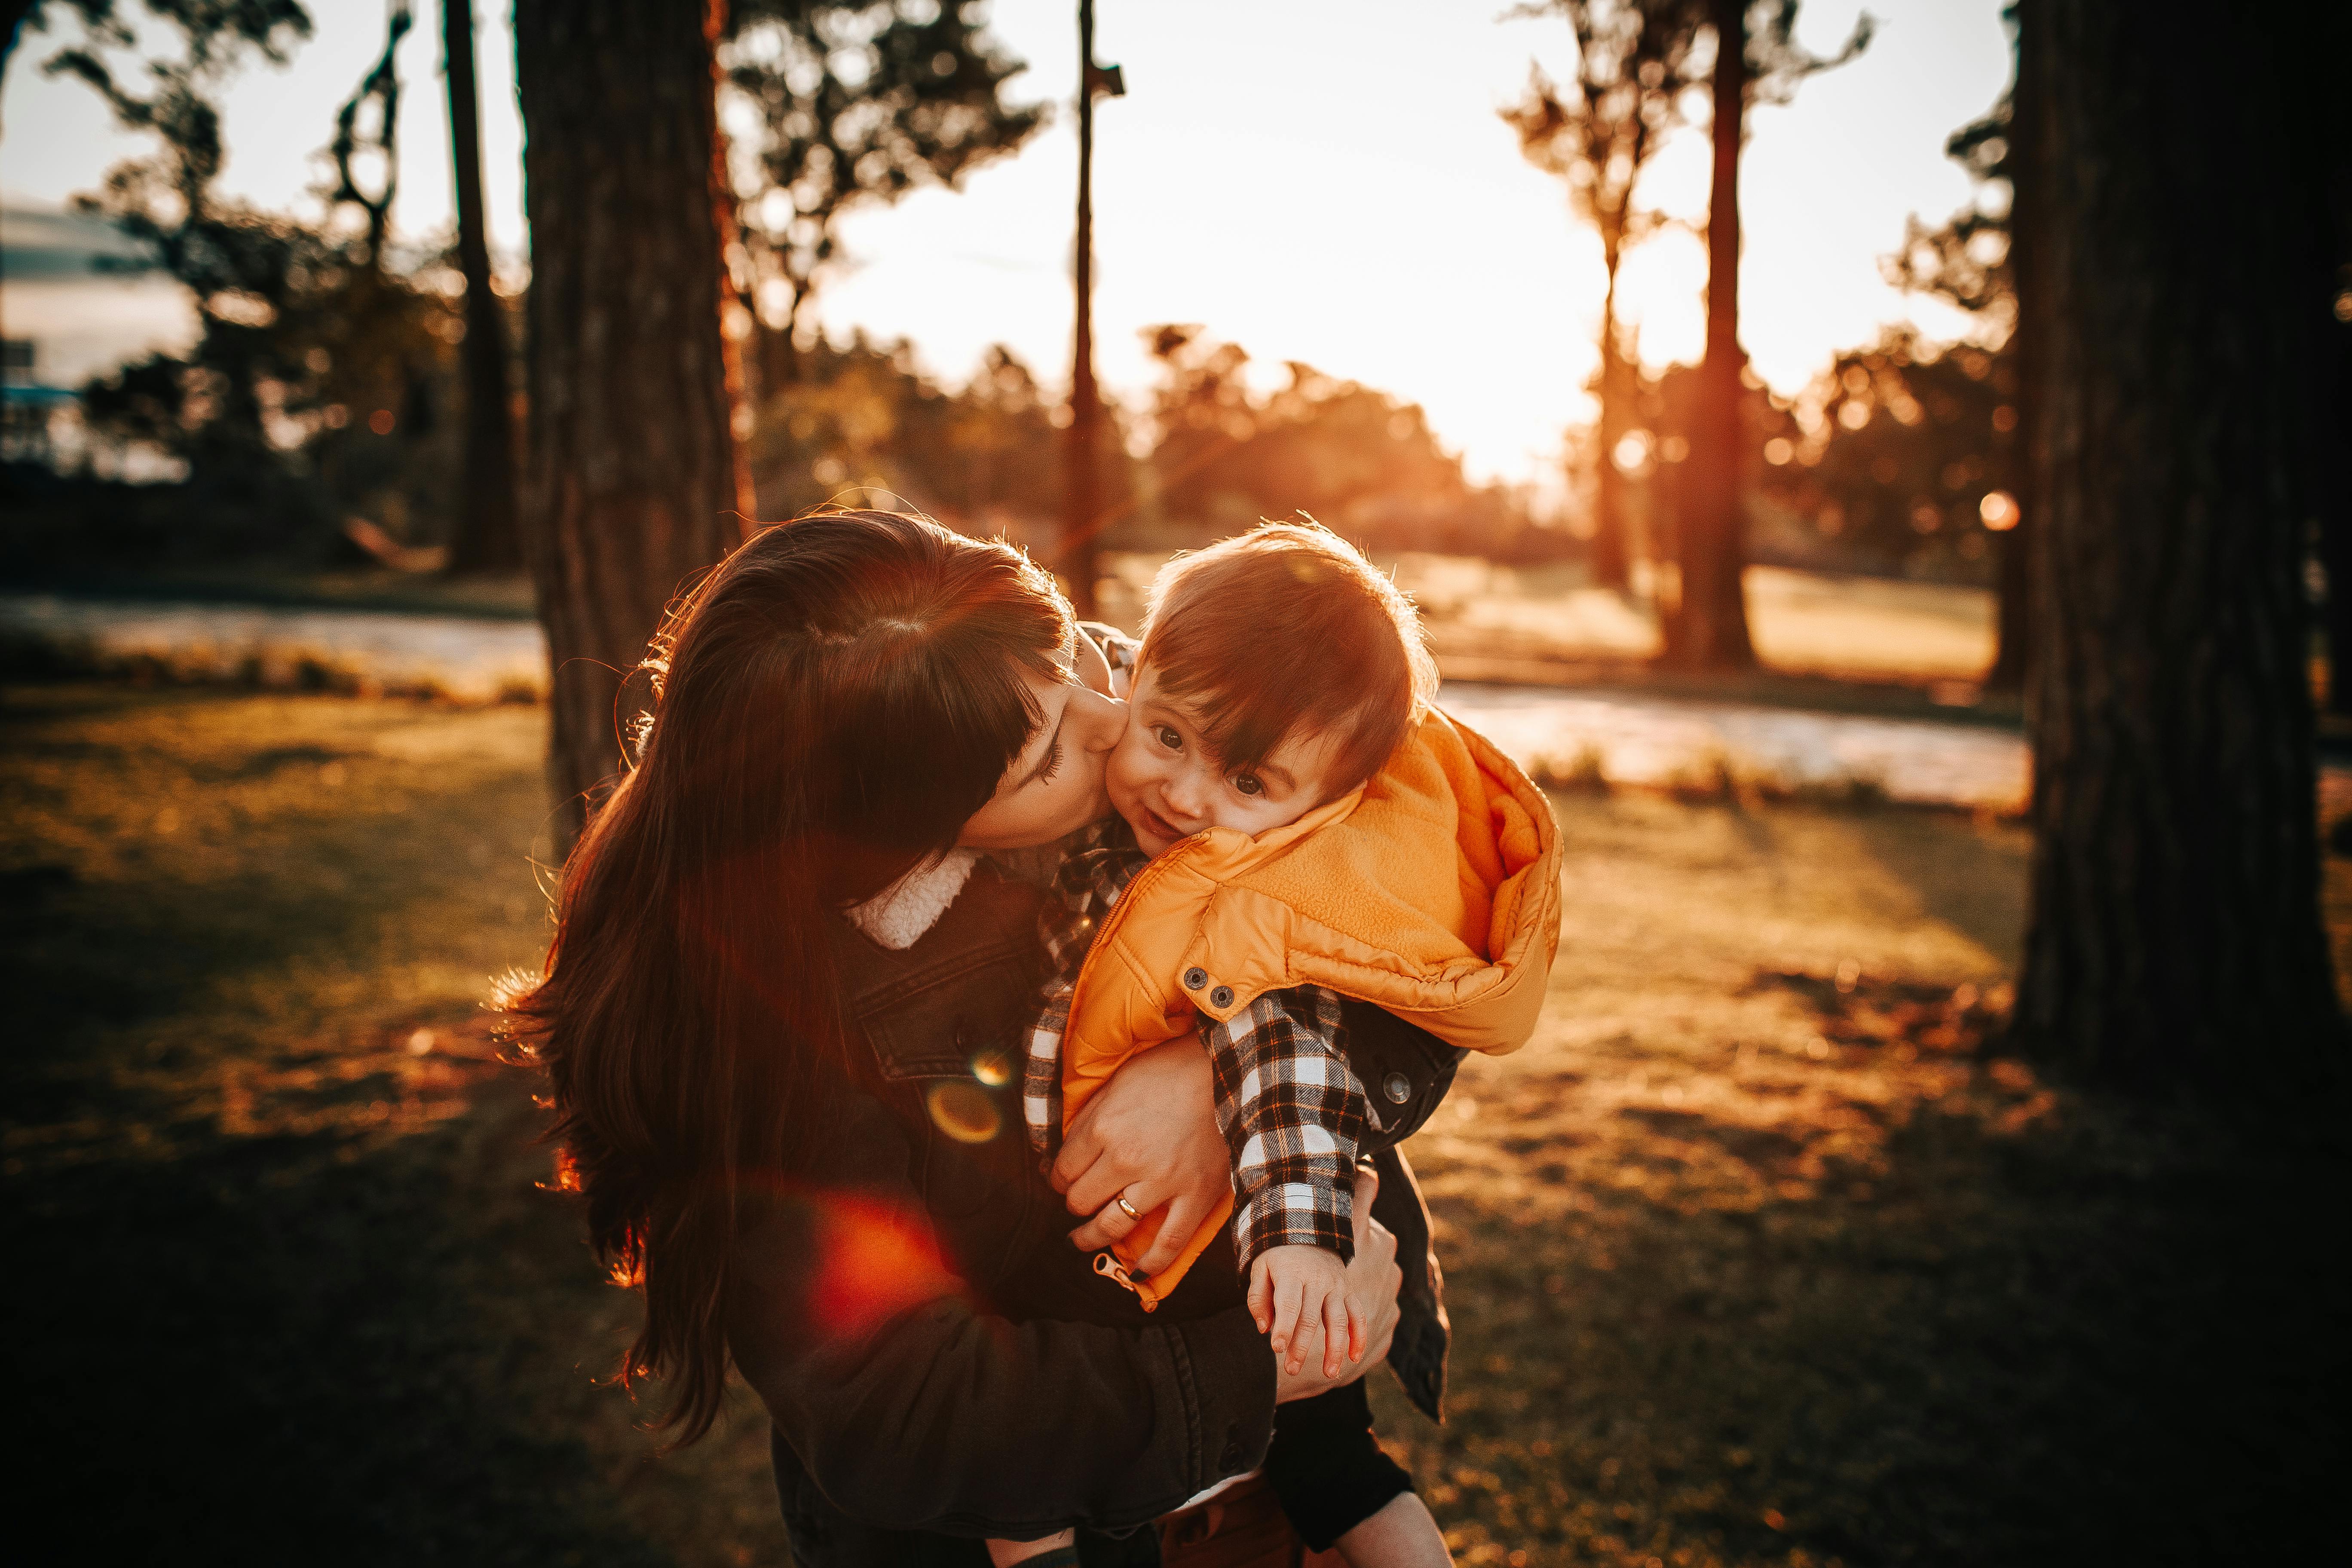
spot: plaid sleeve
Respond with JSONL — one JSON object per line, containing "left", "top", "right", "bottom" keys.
{"left": 1204, "top": 985, "right": 1368, "bottom": 1273}
{"left": 1022, "top": 820, "right": 1146, "bottom": 1159}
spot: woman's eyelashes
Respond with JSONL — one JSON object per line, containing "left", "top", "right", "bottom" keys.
{"left": 1036, "top": 735, "right": 1064, "bottom": 784}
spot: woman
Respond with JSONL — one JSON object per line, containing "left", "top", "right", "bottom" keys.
{"left": 508, "top": 511, "right": 1458, "bottom": 1564}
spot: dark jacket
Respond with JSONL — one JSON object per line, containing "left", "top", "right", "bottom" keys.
{"left": 723, "top": 863, "right": 1458, "bottom": 1566}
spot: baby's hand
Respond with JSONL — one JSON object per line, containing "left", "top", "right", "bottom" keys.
{"left": 1246, "top": 1243, "right": 1368, "bottom": 1378}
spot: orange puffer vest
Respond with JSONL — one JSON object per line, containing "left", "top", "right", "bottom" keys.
{"left": 1063, "top": 707, "right": 1562, "bottom": 1308}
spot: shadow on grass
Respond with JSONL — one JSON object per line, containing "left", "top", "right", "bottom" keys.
{"left": 2, "top": 685, "right": 689, "bottom": 1564}
{"left": 15, "top": 1090, "right": 672, "bottom": 1564}
{"left": 1381, "top": 978, "right": 2350, "bottom": 1568}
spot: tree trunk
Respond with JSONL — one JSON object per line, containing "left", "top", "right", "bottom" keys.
{"left": 1666, "top": 0, "right": 1756, "bottom": 670}
{"left": 514, "top": 0, "right": 751, "bottom": 856}
{"left": 2009, "top": 0, "right": 2341, "bottom": 1090}
{"left": 1060, "top": 0, "right": 1102, "bottom": 620}
{"left": 2306, "top": 7, "right": 2352, "bottom": 717}
{"left": 1587, "top": 257, "right": 1632, "bottom": 591}
{"left": 2318, "top": 215, "right": 2352, "bottom": 717}
{"left": 441, "top": 0, "right": 523, "bottom": 576}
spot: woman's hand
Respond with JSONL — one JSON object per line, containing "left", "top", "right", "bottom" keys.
{"left": 1056, "top": 1037, "right": 1228, "bottom": 1278}
{"left": 1275, "top": 1168, "right": 1401, "bottom": 1403}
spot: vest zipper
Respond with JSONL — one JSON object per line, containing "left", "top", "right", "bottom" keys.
{"left": 1093, "top": 1250, "right": 1158, "bottom": 1311}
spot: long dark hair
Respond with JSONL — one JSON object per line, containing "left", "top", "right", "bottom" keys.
{"left": 503, "top": 509, "right": 1072, "bottom": 1442}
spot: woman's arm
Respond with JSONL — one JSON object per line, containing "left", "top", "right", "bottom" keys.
{"left": 725, "top": 1090, "right": 1399, "bottom": 1540}
{"left": 726, "top": 1085, "right": 1265, "bottom": 1535}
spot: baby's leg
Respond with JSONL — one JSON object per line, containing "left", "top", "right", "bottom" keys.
{"left": 986, "top": 1529, "right": 1076, "bottom": 1566}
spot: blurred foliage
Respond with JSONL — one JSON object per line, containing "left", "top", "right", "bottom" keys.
{"left": 1139, "top": 325, "right": 1561, "bottom": 563}
{"left": 8, "top": 0, "right": 479, "bottom": 572}
{"left": 743, "top": 332, "right": 1080, "bottom": 542}
{"left": 740, "top": 325, "right": 1560, "bottom": 566}
{"left": 1761, "top": 329, "right": 2016, "bottom": 583}
{"left": 721, "top": 0, "right": 1045, "bottom": 393}
{"left": 1884, "top": 96, "right": 2014, "bottom": 328}
{"left": 1760, "top": 94, "right": 2018, "bottom": 585}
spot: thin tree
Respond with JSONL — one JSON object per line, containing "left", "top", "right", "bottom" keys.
{"left": 2008, "top": 0, "right": 2343, "bottom": 1088}
{"left": 1667, "top": 0, "right": 1869, "bottom": 670}
{"left": 322, "top": 2, "right": 410, "bottom": 269}
{"left": 1061, "top": 0, "right": 1121, "bottom": 620}
{"left": 1503, "top": 0, "right": 1706, "bottom": 591}
{"left": 440, "top": 0, "right": 521, "bottom": 576}
{"left": 513, "top": 0, "right": 751, "bottom": 855}
{"left": 723, "top": 0, "right": 1043, "bottom": 398}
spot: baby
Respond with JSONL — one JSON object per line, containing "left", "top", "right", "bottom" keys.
{"left": 993, "top": 523, "right": 1561, "bottom": 1568}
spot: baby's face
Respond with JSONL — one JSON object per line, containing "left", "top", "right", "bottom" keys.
{"left": 1108, "top": 662, "right": 1348, "bottom": 856}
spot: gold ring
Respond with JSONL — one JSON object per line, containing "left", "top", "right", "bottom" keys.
{"left": 1114, "top": 1193, "right": 1142, "bottom": 1222}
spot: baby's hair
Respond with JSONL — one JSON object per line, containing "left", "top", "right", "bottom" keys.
{"left": 1138, "top": 519, "right": 1439, "bottom": 794}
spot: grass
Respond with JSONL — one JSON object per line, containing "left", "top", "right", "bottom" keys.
{"left": 6, "top": 683, "right": 2343, "bottom": 1565}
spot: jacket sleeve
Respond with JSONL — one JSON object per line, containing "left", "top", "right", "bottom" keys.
{"left": 1338, "top": 998, "right": 1465, "bottom": 1150}
{"left": 724, "top": 1088, "right": 1276, "bottom": 1539}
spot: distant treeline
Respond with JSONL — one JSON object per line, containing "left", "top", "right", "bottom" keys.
{"left": 5, "top": 265, "right": 2014, "bottom": 587}
{"left": 2, "top": 275, "right": 1571, "bottom": 573}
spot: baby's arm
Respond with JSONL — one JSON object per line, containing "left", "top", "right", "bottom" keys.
{"left": 1205, "top": 986, "right": 1374, "bottom": 1376}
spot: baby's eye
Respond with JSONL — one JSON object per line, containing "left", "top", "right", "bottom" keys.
{"left": 1232, "top": 774, "right": 1264, "bottom": 797}
{"left": 1154, "top": 726, "right": 1183, "bottom": 751}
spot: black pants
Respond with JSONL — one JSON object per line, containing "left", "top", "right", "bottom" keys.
{"left": 1261, "top": 1376, "right": 1416, "bottom": 1551}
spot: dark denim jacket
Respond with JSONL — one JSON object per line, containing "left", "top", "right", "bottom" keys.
{"left": 724, "top": 863, "right": 1458, "bottom": 1566}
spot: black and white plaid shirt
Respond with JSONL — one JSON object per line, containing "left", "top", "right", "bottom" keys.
{"left": 1021, "top": 817, "right": 1372, "bottom": 1273}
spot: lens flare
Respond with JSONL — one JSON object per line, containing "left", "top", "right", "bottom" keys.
{"left": 806, "top": 1194, "right": 962, "bottom": 1338}
{"left": 927, "top": 1080, "right": 1002, "bottom": 1143}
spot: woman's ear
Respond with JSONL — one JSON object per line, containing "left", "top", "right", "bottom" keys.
{"left": 1074, "top": 628, "right": 1117, "bottom": 698}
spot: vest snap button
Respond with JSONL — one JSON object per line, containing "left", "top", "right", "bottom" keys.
{"left": 1209, "top": 985, "right": 1234, "bottom": 1008}
{"left": 1384, "top": 1072, "right": 1412, "bottom": 1105}
{"left": 1182, "top": 967, "right": 1207, "bottom": 990}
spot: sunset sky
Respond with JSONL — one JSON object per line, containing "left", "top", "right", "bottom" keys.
{"left": 0, "top": 0, "right": 2011, "bottom": 490}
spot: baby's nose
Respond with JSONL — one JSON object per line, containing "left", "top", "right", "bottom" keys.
{"left": 1161, "top": 771, "right": 1209, "bottom": 820}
